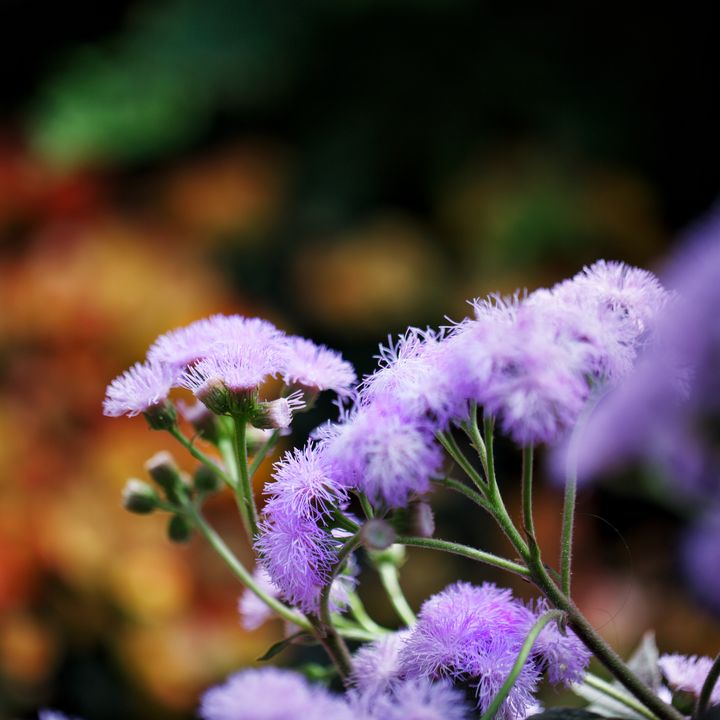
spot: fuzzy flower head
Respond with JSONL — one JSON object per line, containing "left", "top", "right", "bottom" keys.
{"left": 352, "top": 631, "right": 411, "bottom": 694}
{"left": 658, "top": 654, "right": 720, "bottom": 707}
{"left": 199, "top": 667, "right": 353, "bottom": 720}
{"left": 103, "top": 361, "right": 177, "bottom": 424}
{"left": 238, "top": 565, "right": 280, "bottom": 631}
{"left": 281, "top": 336, "right": 357, "bottom": 397}
{"left": 322, "top": 401, "right": 443, "bottom": 509}
{"left": 360, "top": 328, "right": 466, "bottom": 427}
{"left": 149, "top": 314, "right": 285, "bottom": 369}
{"left": 365, "top": 678, "right": 473, "bottom": 720}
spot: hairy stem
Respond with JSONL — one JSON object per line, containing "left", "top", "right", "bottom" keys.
{"left": 396, "top": 535, "right": 531, "bottom": 578}
{"left": 437, "top": 430, "right": 487, "bottom": 492}
{"left": 560, "top": 463, "right": 577, "bottom": 596}
{"left": 377, "top": 561, "right": 416, "bottom": 626}
{"left": 521, "top": 445, "right": 540, "bottom": 561}
{"left": 232, "top": 417, "right": 259, "bottom": 538}
{"left": 581, "top": 673, "right": 658, "bottom": 720}
{"left": 433, "top": 476, "right": 494, "bottom": 513}
{"left": 184, "top": 502, "right": 310, "bottom": 630}
{"left": 695, "top": 652, "right": 720, "bottom": 719}
{"left": 169, "top": 426, "right": 229, "bottom": 484}
{"left": 480, "top": 610, "right": 565, "bottom": 720}
{"left": 346, "top": 591, "right": 388, "bottom": 636}
{"left": 248, "top": 428, "right": 280, "bottom": 477}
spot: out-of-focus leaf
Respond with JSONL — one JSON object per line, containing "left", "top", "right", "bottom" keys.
{"left": 256, "top": 631, "right": 316, "bottom": 661}
{"left": 528, "top": 709, "right": 605, "bottom": 720}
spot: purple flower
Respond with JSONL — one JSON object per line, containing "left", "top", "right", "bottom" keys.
{"left": 530, "top": 601, "right": 590, "bottom": 686}
{"left": 103, "top": 361, "right": 177, "bottom": 418}
{"left": 39, "top": 713, "right": 82, "bottom": 720}
{"left": 238, "top": 565, "right": 281, "bottom": 631}
{"left": 682, "top": 511, "right": 720, "bottom": 616}
{"left": 281, "top": 336, "right": 356, "bottom": 396}
{"left": 365, "top": 678, "right": 472, "bottom": 720}
{"left": 399, "top": 581, "right": 540, "bottom": 719}
{"left": 322, "top": 401, "right": 443, "bottom": 508}
{"left": 658, "top": 654, "right": 720, "bottom": 707}
{"left": 360, "top": 328, "right": 466, "bottom": 427}
{"left": 149, "top": 314, "right": 285, "bottom": 370}
{"left": 254, "top": 511, "right": 338, "bottom": 614}
{"left": 199, "top": 667, "right": 353, "bottom": 720}
{"left": 264, "top": 444, "right": 347, "bottom": 522}
{"left": 351, "top": 631, "right": 411, "bottom": 693}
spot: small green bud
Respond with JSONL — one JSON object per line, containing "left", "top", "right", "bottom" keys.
{"left": 122, "top": 479, "right": 159, "bottom": 514}
{"left": 167, "top": 514, "right": 193, "bottom": 543}
{"left": 361, "top": 519, "right": 397, "bottom": 551}
{"left": 251, "top": 392, "right": 304, "bottom": 430}
{"left": 369, "top": 543, "right": 406, "bottom": 567}
{"left": 193, "top": 464, "right": 223, "bottom": 494}
{"left": 143, "top": 401, "right": 177, "bottom": 431}
{"left": 145, "top": 451, "right": 185, "bottom": 502}
{"left": 196, "top": 377, "right": 233, "bottom": 415}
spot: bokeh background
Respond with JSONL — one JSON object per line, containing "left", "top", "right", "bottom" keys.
{"left": 0, "top": 1, "right": 718, "bottom": 718}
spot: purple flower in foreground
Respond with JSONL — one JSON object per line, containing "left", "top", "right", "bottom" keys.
{"left": 323, "top": 401, "right": 443, "bottom": 508}
{"left": 254, "top": 511, "right": 337, "bottom": 614}
{"left": 149, "top": 314, "right": 285, "bottom": 369}
{"left": 364, "top": 678, "right": 472, "bottom": 720}
{"left": 103, "top": 361, "right": 177, "bottom": 418}
{"left": 351, "top": 631, "right": 411, "bottom": 693}
{"left": 199, "top": 667, "right": 353, "bottom": 720}
{"left": 281, "top": 336, "right": 356, "bottom": 396}
{"left": 238, "top": 565, "right": 280, "bottom": 631}
{"left": 659, "top": 654, "right": 720, "bottom": 707}
{"left": 400, "top": 581, "right": 539, "bottom": 719}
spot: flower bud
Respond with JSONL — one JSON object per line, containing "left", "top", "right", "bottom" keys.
{"left": 361, "top": 519, "right": 397, "bottom": 551}
{"left": 196, "top": 376, "right": 233, "bottom": 416}
{"left": 251, "top": 392, "right": 305, "bottom": 430}
{"left": 179, "top": 400, "right": 221, "bottom": 445}
{"left": 122, "top": 479, "right": 159, "bottom": 514}
{"left": 167, "top": 514, "right": 193, "bottom": 543}
{"left": 145, "top": 451, "right": 183, "bottom": 501}
{"left": 193, "top": 464, "right": 223, "bottom": 494}
{"left": 369, "top": 543, "right": 406, "bottom": 568}
{"left": 410, "top": 501, "right": 435, "bottom": 538}
{"left": 143, "top": 401, "right": 177, "bottom": 431}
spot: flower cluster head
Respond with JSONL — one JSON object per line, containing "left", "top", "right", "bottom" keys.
{"left": 399, "top": 582, "right": 589, "bottom": 718}
{"left": 104, "top": 314, "right": 355, "bottom": 427}
{"left": 658, "top": 654, "right": 720, "bottom": 707}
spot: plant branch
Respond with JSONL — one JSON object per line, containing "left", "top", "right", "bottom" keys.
{"left": 695, "top": 652, "right": 720, "bottom": 719}
{"left": 168, "top": 426, "right": 229, "bottom": 484}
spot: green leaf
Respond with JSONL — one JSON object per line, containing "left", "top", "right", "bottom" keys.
{"left": 256, "top": 631, "right": 317, "bottom": 662}
{"left": 528, "top": 709, "right": 605, "bottom": 720}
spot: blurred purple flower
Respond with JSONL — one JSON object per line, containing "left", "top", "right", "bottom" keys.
{"left": 238, "top": 565, "right": 281, "bottom": 631}
{"left": 199, "top": 667, "right": 353, "bottom": 720}
{"left": 351, "top": 631, "right": 411, "bottom": 694}
{"left": 659, "top": 654, "right": 720, "bottom": 706}
{"left": 322, "top": 401, "right": 443, "bottom": 508}
{"left": 103, "top": 361, "right": 177, "bottom": 417}
{"left": 364, "top": 678, "right": 472, "bottom": 720}
{"left": 281, "top": 336, "right": 356, "bottom": 396}
{"left": 682, "top": 511, "right": 720, "bottom": 616}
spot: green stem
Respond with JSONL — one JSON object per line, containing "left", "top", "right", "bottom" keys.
{"left": 233, "top": 417, "right": 259, "bottom": 538}
{"left": 521, "top": 445, "right": 540, "bottom": 561}
{"left": 467, "top": 401, "right": 489, "bottom": 477}
{"left": 482, "top": 416, "right": 530, "bottom": 559}
{"left": 480, "top": 610, "right": 565, "bottom": 720}
{"left": 581, "top": 673, "right": 658, "bottom": 720}
{"left": 249, "top": 429, "right": 280, "bottom": 476}
{"left": 433, "top": 476, "right": 493, "bottom": 513}
{"left": 168, "top": 426, "right": 229, "bottom": 484}
{"left": 437, "top": 430, "right": 487, "bottom": 492}
{"left": 560, "top": 463, "right": 577, "bottom": 596}
{"left": 529, "top": 559, "right": 684, "bottom": 720}
{"left": 396, "top": 535, "right": 531, "bottom": 579}
{"left": 358, "top": 492, "right": 375, "bottom": 519}
{"left": 346, "top": 591, "right": 388, "bottom": 636}
{"left": 183, "top": 502, "right": 310, "bottom": 630}
{"left": 695, "top": 652, "right": 720, "bottom": 719}
{"left": 377, "top": 561, "right": 416, "bottom": 626}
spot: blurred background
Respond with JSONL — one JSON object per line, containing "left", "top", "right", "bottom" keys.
{"left": 0, "top": 1, "right": 718, "bottom": 718}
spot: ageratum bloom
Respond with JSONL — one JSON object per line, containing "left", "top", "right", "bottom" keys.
{"left": 103, "top": 361, "right": 177, "bottom": 419}
{"left": 148, "top": 314, "right": 285, "bottom": 370}
{"left": 364, "top": 678, "right": 472, "bottom": 720}
{"left": 351, "top": 631, "right": 411, "bottom": 694}
{"left": 322, "top": 401, "right": 443, "bottom": 508}
{"left": 199, "top": 667, "right": 353, "bottom": 720}
{"left": 281, "top": 336, "right": 356, "bottom": 397}
{"left": 658, "top": 654, "right": 720, "bottom": 707}
{"left": 360, "top": 328, "right": 466, "bottom": 428}
{"left": 682, "top": 511, "right": 720, "bottom": 616}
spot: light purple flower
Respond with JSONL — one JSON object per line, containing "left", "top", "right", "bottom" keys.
{"left": 264, "top": 444, "right": 347, "bottom": 522}
{"left": 682, "top": 511, "right": 720, "bottom": 616}
{"left": 103, "top": 361, "right": 177, "bottom": 417}
{"left": 400, "top": 581, "right": 540, "bottom": 719}
{"left": 199, "top": 667, "right": 353, "bottom": 720}
{"left": 238, "top": 565, "right": 281, "bottom": 631}
{"left": 322, "top": 401, "right": 443, "bottom": 508}
{"left": 365, "top": 678, "right": 472, "bottom": 720}
{"left": 148, "top": 314, "right": 285, "bottom": 369}
{"left": 360, "top": 328, "right": 466, "bottom": 427}
{"left": 254, "top": 512, "right": 338, "bottom": 614}
{"left": 351, "top": 631, "right": 411, "bottom": 693}
{"left": 659, "top": 654, "right": 720, "bottom": 707}
{"left": 281, "top": 336, "right": 356, "bottom": 396}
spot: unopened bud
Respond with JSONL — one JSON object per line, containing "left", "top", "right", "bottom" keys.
{"left": 122, "top": 479, "right": 159, "bottom": 514}
{"left": 167, "top": 514, "right": 193, "bottom": 543}
{"left": 143, "top": 401, "right": 177, "bottom": 431}
{"left": 252, "top": 392, "right": 305, "bottom": 430}
{"left": 193, "top": 464, "right": 223, "bottom": 494}
{"left": 361, "top": 519, "right": 397, "bottom": 551}
{"left": 410, "top": 501, "right": 435, "bottom": 538}
{"left": 370, "top": 543, "right": 406, "bottom": 568}
{"left": 196, "top": 376, "right": 233, "bottom": 416}
{"left": 145, "top": 451, "right": 183, "bottom": 500}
